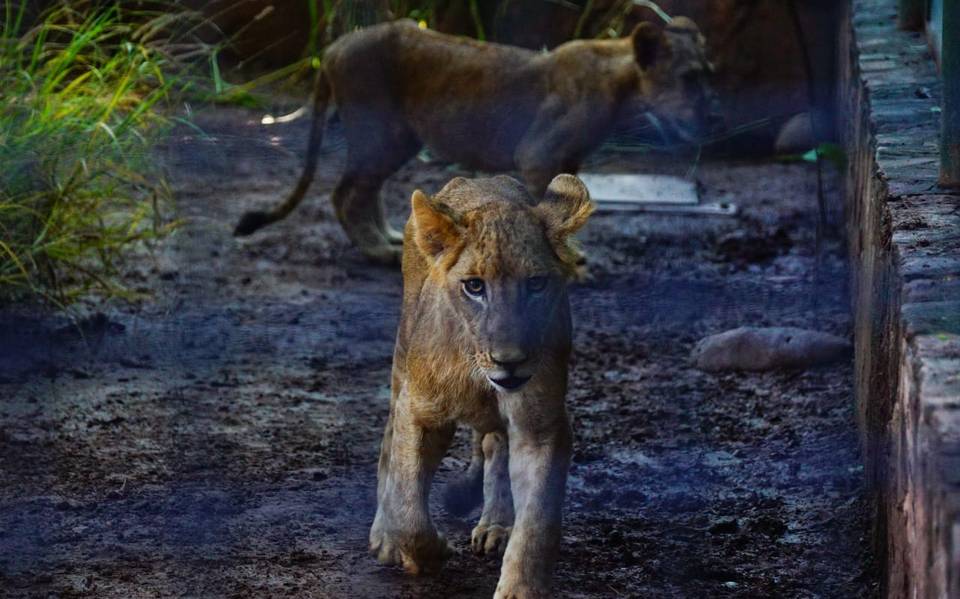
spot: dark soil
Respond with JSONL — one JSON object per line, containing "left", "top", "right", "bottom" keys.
{"left": 0, "top": 106, "right": 877, "bottom": 598}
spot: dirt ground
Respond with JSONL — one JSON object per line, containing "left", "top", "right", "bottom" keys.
{"left": 0, "top": 106, "right": 877, "bottom": 598}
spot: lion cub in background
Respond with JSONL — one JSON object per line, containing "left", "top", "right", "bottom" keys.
{"left": 370, "top": 174, "right": 593, "bottom": 598}
{"left": 234, "top": 17, "right": 713, "bottom": 265}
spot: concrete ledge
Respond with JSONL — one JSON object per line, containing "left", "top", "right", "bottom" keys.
{"left": 842, "top": 1, "right": 960, "bottom": 596}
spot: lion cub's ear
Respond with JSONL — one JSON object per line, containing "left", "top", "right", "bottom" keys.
{"left": 534, "top": 174, "right": 594, "bottom": 270}
{"left": 631, "top": 22, "right": 663, "bottom": 71}
{"left": 411, "top": 189, "right": 461, "bottom": 258}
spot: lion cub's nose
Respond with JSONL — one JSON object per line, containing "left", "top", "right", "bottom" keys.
{"left": 492, "top": 348, "right": 528, "bottom": 371}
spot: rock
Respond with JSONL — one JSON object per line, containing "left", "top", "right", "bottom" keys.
{"left": 692, "top": 327, "right": 851, "bottom": 372}
{"left": 774, "top": 112, "right": 815, "bottom": 154}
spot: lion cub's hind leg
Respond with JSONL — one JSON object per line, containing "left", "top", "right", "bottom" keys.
{"left": 331, "top": 173, "right": 403, "bottom": 265}
{"left": 333, "top": 109, "right": 420, "bottom": 263}
{"left": 441, "top": 429, "right": 485, "bottom": 516}
{"left": 472, "top": 431, "right": 514, "bottom": 556}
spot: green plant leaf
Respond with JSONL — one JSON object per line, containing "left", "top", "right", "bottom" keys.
{"left": 0, "top": 0, "right": 209, "bottom": 307}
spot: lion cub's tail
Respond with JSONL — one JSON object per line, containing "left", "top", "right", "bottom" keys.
{"left": 441, "top": 431, "right": 484, "bottom": 517}
{"left": 233, "top": 68, "right": 332, "bottom": 236}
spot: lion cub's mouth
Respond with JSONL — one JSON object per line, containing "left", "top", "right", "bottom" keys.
{"left": 487, "top": 374, "right": 531, "bottom": 392}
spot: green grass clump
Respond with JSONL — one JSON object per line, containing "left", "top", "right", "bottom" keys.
{"left": 0, "top": 1, "right": 205, "bottom": 307}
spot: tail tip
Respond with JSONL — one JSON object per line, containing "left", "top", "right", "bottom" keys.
{"left": 234, "top": 211, "right": 272, "bottom": 236}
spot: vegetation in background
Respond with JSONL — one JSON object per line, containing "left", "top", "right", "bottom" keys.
{"left": 0, "top": 0, "right": 689, "bottom": 307}
{"left": 0, "top": 1, "right": 209, "bottom": 307}
{"left": 778, "top": 142, "right": 847, "bottom": 171}
{"left": 0, "top": 0, "right": 501, "bottom": 311}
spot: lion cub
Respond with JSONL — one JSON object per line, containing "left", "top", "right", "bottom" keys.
{"left": 234, "top": 17, "right": 714, "bottom": 265}
{"left": 370, "top": 174, "right": 593, "bottom": 598}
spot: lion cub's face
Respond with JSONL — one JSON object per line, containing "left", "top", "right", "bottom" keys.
{"left": 411, "top": 175, "right": 593, "bottom": 393}
{"left": 630, "top": 16, "right": 719, "bottom": 144}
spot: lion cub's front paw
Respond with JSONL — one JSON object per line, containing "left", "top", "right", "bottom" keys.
{"left": 493, "top": 581, "right": 551, "bottom": 599}
{"left": 471, "top": 522, "right": 511, "bottom": 555}
{"left": 369, "top": 527, "right": 451, "bottom": 575}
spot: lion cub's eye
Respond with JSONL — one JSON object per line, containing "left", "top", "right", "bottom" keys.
{"left": 527, "top": 276, "right": 548, "bottom": 293}
{"left": 462, "top": 278, "right": 485, "bottom": 297}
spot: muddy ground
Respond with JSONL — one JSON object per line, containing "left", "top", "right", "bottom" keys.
{"left": 0, "top": 107, "right": 877, "bottom": 598}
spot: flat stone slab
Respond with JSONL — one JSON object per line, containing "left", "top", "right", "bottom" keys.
{"left": 577, "top": 173, "right": 699, "bottom": 206}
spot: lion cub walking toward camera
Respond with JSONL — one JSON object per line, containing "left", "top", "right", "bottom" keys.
{"left": 370, "top": 174, "right": 592, "bottom": 598}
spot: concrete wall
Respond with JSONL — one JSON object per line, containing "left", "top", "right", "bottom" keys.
{"left": 842, "top": 1, "right": 960, "bottom": 597}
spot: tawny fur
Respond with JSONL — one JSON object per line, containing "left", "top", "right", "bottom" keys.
{"left": 234, "top": 17, "right": 712, "bottom": 266}
{"left": 370, "top": 174, "right": 594, "bottom": 599}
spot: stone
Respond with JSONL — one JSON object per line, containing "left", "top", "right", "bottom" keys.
{"left": 576, "top": 173, "right": 699, "bottom": 206}
{"left": 774, "top": 112, "right": 814, "bottom": 154}
{"left": 902, "top": 301, "right": 960, "bottom": 336}
{"left": 692, "top": 327, "right": 851, "bottom": 372}
{"left": 843, "top": 1, "right": 960, "bottom": 595}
